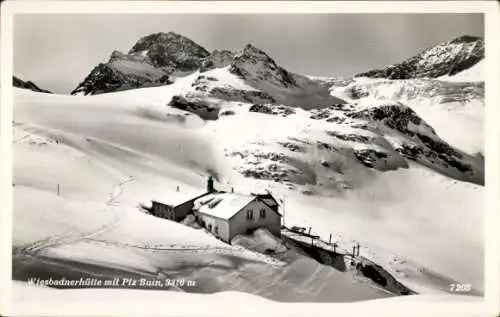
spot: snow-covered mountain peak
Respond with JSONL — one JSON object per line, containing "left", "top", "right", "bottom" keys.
{"left": 356, "top": 35, "right": 484, "bottom": 80}
{"left": 73, "top": 32, "right": 241, "bottom": 95}
{"left": 225, "top": 43, "right": 345, "bottom": 107}
{"left": 72, "top": 32, "right": 214, "bottom": 95}
{"left": 70, "top": 59, "right": 172, "bottom": 96}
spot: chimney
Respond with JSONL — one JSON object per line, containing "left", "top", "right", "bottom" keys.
{"left": 207, "top": 176, "right": 215, "bottom": 193}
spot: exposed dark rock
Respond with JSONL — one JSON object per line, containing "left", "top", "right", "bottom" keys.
{"left": 156, "top": 75, "right": 172, "bottom": 84}
{"left": 240, "top": 166, "right": 293, "bottom": 183}
{"left": 316, "top": 141, "right": 336, "bottom": 152}
{"left": 129, "top": 32, "right": 210, "bottom": 70}
{"left": 396, "top": 144, "right": 421, "bottom": 161}
{"left": 360, "top": 264, "right": 387, "bottom": 287}
{"left": 209, "top": 87, "right": 275, "bottom": 104}
{"left": 71, "top": 62, "right": 172, "bottom": 95}
{"left": 350, "top": 123, "right": 371, "bottom": 130}
{"left": 348, "top": 103, "right": 473, "bottom": 174}
{"left": 347, "top": 103, "right": 433, "bottom": 136}
{"left": 326, "top": 116, "right": 346, "bottom": 124}
{"left": 353, "top": 149, "right": 388, "bottom": 168}
{"left": 327, "top": 131, "right": 371, "bottom": 144}
{"left": 248, "top": 103, "right": 295, "bottom": 117}
{"left": 416, "top": 134, "right": 472, "bottom": 173}
{"left": 167, "top": 95, "right": 219, "bottom": 120}
{"left": 229, "top": 44, "right": 298, "bottom": 89}
{"left": 345, "top": 86, "right": 370, "bottom": 100}
{"left": 329, "top": 103, "right": 353, "bottom": 111}
{"left": 200, "top": 50, "right": 235, "bottom": 72}
{"left": 249, "top": 103, "right": 273, "bottom": 114}
{"left": 219, "top": 110, "right": 235, "bottom": 117}
{"left": 309, "top": 109, "right": 332, "bottom": 120}
{"left": 13, "top": 76, "right": 52, "bottom": 94}
{"left": 71, "top": 64, "right": 123, "bottom": 95}
{"left": 278, "top": 141, "right": 303, "bottom": 152}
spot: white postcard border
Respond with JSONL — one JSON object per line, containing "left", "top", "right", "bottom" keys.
{"left": 1, "top": 1, "right": 498, "bottom": 317}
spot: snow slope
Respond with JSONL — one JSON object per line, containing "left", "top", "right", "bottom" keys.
{"left": 324, "top": 35, "right": 484, "bottom": 158}
{"left": 438, "top": 60, "right": 484, "bottom": 83}
{"left": 13, "top": 78, "right": 484, "bottom": 298}
{"left": 14, "top": 128, "right": 392, "bottom": 302}
{"left": 330, "top": 78, "right": 484, "bottom": 156}
{"left": 13, "top": 89, "right": 406, "bottom": 302}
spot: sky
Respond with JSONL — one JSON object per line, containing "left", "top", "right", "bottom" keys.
{"left": 14, "top": 13, "right": 484, "bottom": 94}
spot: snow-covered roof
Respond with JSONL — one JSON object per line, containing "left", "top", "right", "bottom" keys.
{"left": 193, "top": 192, "right": 257, "bottom": 220}
{"left": 152, "top": 191, "right": 206, "bottom": 207}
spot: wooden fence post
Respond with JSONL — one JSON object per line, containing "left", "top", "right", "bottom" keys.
{"left": 329, "top": 233, "right": 332, "bottom": 244}
{"left": 308, "top": 227, "right": 311, "bottom": 235}
{"left": 333, "top": 243, "right": 337, "bottom": 254}
{"left": 352, "top": 246, "right": 356, "bottom": 258}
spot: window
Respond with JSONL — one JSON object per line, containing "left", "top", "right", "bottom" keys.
{"left": 214, "top": 226, "right": 218, "bottom": 235}
{"left": 246, "top": 209, "right": 253, "bottom": 221}
{"left": 208, "top": 224, "right": 212, "bottom": 231}
{"left": 259, "top": 209, "right": 266, "bottom": 219}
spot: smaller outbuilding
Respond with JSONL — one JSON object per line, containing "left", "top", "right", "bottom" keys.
{"left": 148, "top": 191, "right": 209, "bottom": 222}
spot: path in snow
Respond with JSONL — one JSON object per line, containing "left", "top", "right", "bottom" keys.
{"left": 13, "top": 177, "right": 134, "bottom": 257}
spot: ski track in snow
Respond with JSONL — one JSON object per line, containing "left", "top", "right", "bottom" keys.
{"left": 13, "top": 177, "right": 134, "bottom": 257}
{"left": 74, "top": 237, "right": 286, "bottom": 266}
{"left": 13, "top": 172, "right": 285, "bottom": 268}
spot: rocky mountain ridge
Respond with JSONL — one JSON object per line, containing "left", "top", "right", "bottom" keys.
{"left": 13, "top": 76, "right": 52, "bottom": 94}
{"left": 71, "top": 32, "right": 484, "bottom": 97}
{"left": 65, "top": 31, "right": 484, "bottom": 186}
{"left": 127, "top": 32, "right": 211, "bottom": 71}
{"left": 72, "top": 32, "right": 236, "bottom": 96}
{"left": 355, "top": 35, "right": 483, "bottom": 79}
